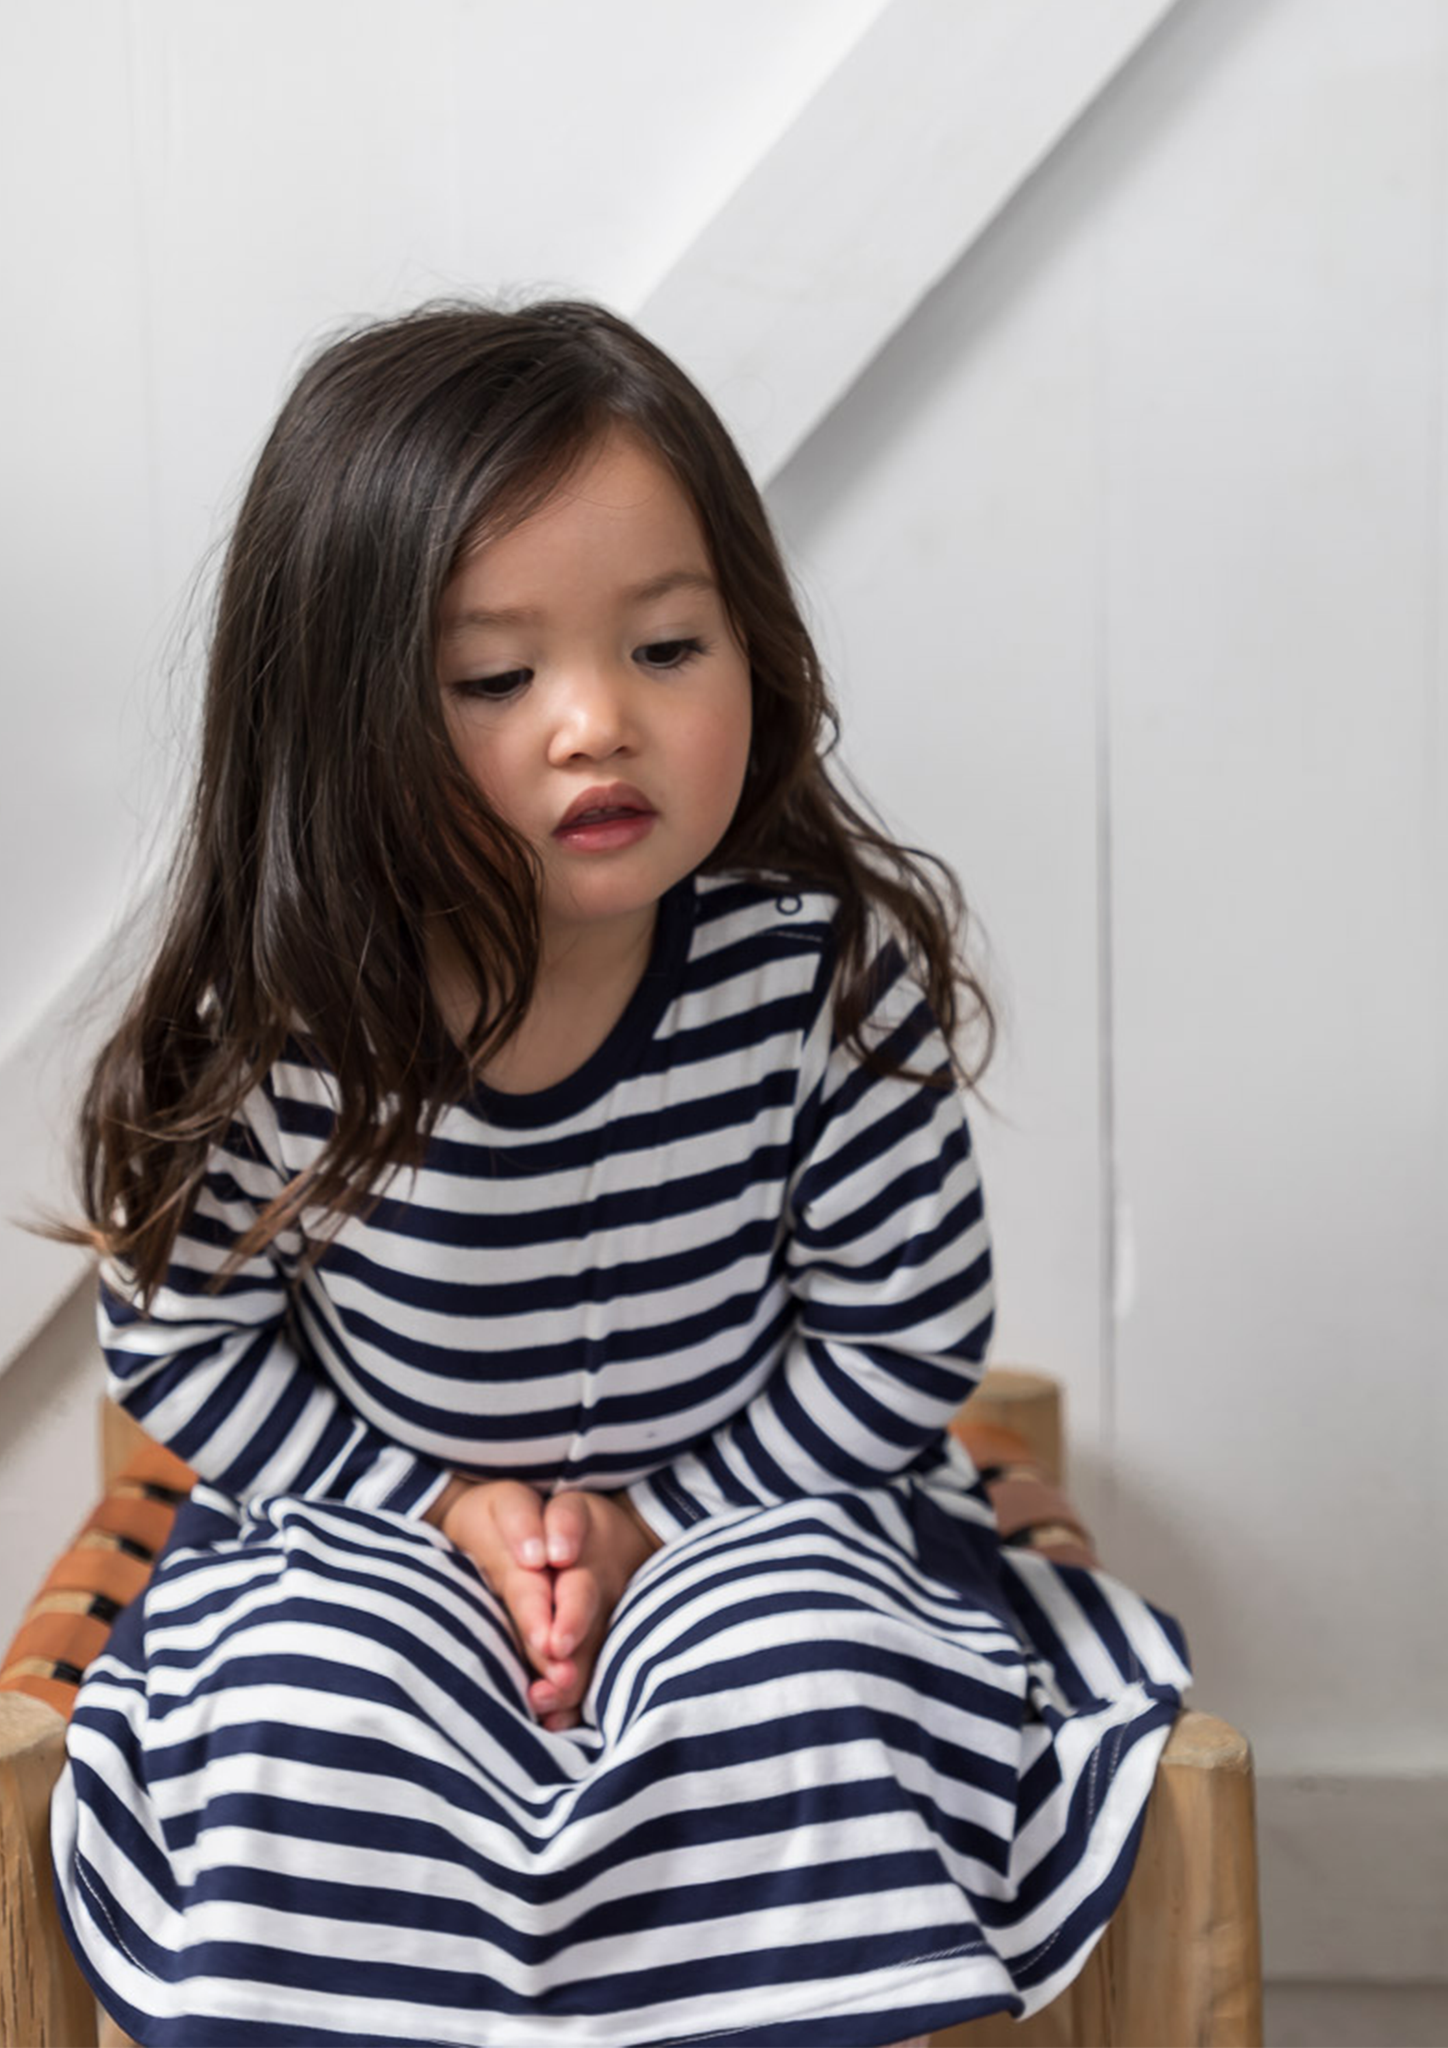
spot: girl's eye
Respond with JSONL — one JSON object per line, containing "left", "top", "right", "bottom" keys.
{"left": 453, "top": 669, "right": 531, "bottom": 701}
{"left": 449, "top": 641, "right": 706, "bottom": 697}
{"left": 636, "top": 637, "right": 706, "bottom": 673}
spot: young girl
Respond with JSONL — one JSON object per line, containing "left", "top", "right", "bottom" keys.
{"left": 52, "top": 300, "right": 1190, "bottom": 2048}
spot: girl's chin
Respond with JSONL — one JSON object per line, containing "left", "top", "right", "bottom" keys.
{"left": 538, "top": 892, "right": 662, "bottom": 959}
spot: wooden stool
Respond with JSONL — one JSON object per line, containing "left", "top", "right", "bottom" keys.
{"left": 0, "top": 1372, "right": 1263, "bottom": 2047}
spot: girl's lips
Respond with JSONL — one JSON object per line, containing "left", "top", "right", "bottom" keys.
{"left": 554, "top": 810, "right": 657, "bottom": 853}
{"left": 556, "top": 783, "right": 654, "bottom": 831}
{"left": 553, "top": 783, "right": 656, "bottom": 843}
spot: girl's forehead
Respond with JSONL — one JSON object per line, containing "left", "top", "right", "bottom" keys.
{"left": 529, "top": 428, "right": 679, "bottom": 514}
{"left": 447, "top": 431, "right": 714, "bottom": 601}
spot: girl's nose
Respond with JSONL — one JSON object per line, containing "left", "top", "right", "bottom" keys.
{"left": 546, "top": 662, "right": 637, "bottom": 764}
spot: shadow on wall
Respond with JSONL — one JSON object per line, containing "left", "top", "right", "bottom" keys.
{"left": 1061, "top": 1432, "right": 1245, "bottom": 1738}
{"left": 0, "top": 1278, "right": 101, "bottom": 1647}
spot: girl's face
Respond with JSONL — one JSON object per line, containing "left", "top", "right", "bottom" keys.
{"left": 438, "top": 430, "right": 753, "bottom": 962}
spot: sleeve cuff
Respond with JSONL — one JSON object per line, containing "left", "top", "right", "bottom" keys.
{"left": 374, "top": 1453, "right": 452, "bottom": 1519}
{"left": 626, "top": 1466, "right": 719, "bottom": 1544}
{"left": 625, "top": 1475, "right": 687, "bottom": 1545}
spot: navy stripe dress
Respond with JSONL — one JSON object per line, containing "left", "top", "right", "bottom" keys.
{"left": 52, "top": 873, "right": 1190, "bottom": 2047}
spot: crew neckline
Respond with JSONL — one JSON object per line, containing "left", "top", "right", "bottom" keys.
{"left": 463, "top": 877, "right": 697, "bottom": 1128}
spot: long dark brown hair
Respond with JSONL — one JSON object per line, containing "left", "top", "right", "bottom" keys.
{"left": 68, "top": 300, "right": 994, "bottom": 1301}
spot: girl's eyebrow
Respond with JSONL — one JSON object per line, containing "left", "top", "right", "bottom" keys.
{"left": 441, "top": 568, "right": 718, "bottom": 638}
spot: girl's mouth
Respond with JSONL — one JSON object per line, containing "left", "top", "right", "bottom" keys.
{"left": 555, "top": 785, "right": 657, "bottom": 848}
{"left": 554, "top": 808, "right": 657, "bottom": 852}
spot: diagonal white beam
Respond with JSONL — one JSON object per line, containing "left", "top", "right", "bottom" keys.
{"left": 636, "top": 0, "right": 1182, "bottom": 483}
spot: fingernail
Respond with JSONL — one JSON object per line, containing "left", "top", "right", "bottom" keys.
{"left": 553, "top": 1633, "right": 575, "bottom": 1658}
{"left": 530, "top": 1628, "right": 549, "bottom": 1654}
{"left": 521, "top": 1539, "right": 545, "bottom": 1566}
{"left": 547, "top": 1538, "right": 570, "bottom": 1564}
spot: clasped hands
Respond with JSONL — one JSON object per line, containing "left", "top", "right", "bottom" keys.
{"left": 427, "top": 1478, "right": 661, "bottom": 1731}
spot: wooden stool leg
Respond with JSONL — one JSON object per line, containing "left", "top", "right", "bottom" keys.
{"left": 1099, "top": 1710, "right": 1263, "bottom": 2046}
{"left": 0, "top": 1692, "right": 97, "bottom": 2047}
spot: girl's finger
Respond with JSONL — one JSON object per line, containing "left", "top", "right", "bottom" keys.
{"left": 528, "top": 1659, "right": 580, "bottom": 1715}
{"left": 548, "top": 1565, "right": 600, "bottom": 1662}
{"left": 494, "top": 1484, "right": 549, "bottom": 1569}
{"left": 503, "top": 1569, "right": 557, "bottom": 1669}
{"left": 542, "top": 1490, "right": 591, "bottom": 1570}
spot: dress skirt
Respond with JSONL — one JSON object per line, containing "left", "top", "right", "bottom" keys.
{"left": 53, "top": 1470, "right": 1190, "bottom": 2048}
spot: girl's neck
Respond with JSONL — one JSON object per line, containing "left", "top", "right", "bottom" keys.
{"left": 433, "top": 906, "right": 659, "bottom": 1097}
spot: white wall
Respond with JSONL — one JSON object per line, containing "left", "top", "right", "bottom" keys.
{"left": 2, "top": 0, "right": 1444, "bottom": 2004}
{"left": 771, "top": 0, "right": 1448, "bottom": 1777}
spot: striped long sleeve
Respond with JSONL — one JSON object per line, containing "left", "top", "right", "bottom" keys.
{"left": 628, "top": 936, "right": 994, "bottom": 1541}
{"left": 99, "top": 1077, "right": 448, "bottom": 1518}
{"left": 96, "top": 877, "right": 991, "bottom": 1538}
